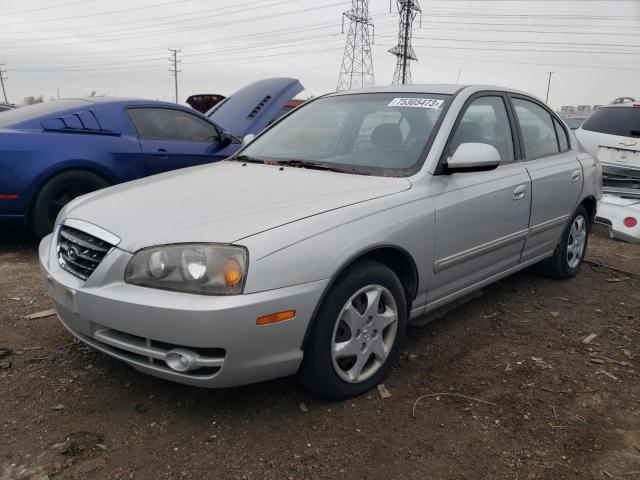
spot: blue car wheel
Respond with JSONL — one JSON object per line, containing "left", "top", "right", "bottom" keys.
{"left": 30, "top": 170, "right": 109, "bottom": 238}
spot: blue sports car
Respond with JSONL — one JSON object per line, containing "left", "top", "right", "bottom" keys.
{"left": 0, "top": 77, "right": 303, "bottom": 237}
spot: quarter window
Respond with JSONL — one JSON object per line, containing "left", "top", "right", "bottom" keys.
{"left": 450, "top": 96, "right": 515, "bottom": 163}
{"left": 553, "top": 117, "right": 570, "bottom": 152}
{"left": 127, "top": 107, "right": 219, "bottom": 142}
{"left": 513, "top": 98, "right": 560, "bottom": 159}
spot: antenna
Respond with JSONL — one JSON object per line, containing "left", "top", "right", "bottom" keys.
{"left": 337, "top": 0, "right": 375, "bottom": 91}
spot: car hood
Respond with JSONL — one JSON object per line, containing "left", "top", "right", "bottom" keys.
{"left": 63, "top": 161, "right": 411, "bottom": 252}
{"left": 205, "top": 78, "right": 303, "bottom": 138}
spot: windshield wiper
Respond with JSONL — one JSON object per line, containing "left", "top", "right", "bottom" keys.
{"left": 230, "top": 154, "right": 266, "bottom": 164}
{"left": 276, "top": 159, "right": 351, "bottom": 173}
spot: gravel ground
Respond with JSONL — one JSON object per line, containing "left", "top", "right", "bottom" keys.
{"left": 1, "top": 226, "right": 639, "bottom": 480}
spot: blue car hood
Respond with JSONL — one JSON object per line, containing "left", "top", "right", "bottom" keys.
{"left": 205, "top": 77, "right": 303, "bottom": 138}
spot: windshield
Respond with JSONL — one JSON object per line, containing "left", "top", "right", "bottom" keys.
{"left": 582, "top": 107, "right": 640, "bottom": 137}
{"left": 238, "top": 93, "right": 451, "bottom": 175}
{"left": 0, "top": 99, "right": 90, "bottom": 128}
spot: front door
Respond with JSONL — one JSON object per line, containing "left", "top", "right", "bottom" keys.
{"left": 429, "top": 94, "right": 531, "bottom": 303}
{"left": 510, "top": 96, "right": 583, "bottom": 262}
{"left": 126, "top": 107, "right": 225, "bottom": 175}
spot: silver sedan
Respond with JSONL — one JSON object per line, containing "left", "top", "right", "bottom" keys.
{"left": 40, "top": 84, "right": 601, "bottom": 399}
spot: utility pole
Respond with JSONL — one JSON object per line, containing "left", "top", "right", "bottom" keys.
{"left": 0, "top": 64, "right": 8, "bottom": 104}
{"left": 389, "top": 0, "right": 421, "bottom": 85}
{"left": 545, "top": 71, "right": 554, "bottom": 104}
{"left": 168, "top": 48, "right": 181, "bottom": 103}
{"left": 337, "top": 0, "right": 375, "bottom": 91}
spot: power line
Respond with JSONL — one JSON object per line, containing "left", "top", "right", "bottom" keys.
{"left": 4, "top": 0, "right": 297, "bottom": 41}
{"left": 389, "top": 0, "right": 421, "bottom": 85}
{"left": 168, "top": 48, "right": 181, "bottom": 103}
{"left": 1, "top": 2, "right": 350, "bottom": 47}
{"left": 337, "top": 0, "right": 375, "bottom": 91}
{"left": 4, "top": 0, "right": 189, "bottom": 26}
{"left": 3, "top": 0, "right": 96, "bottom": 16}
{"left": 9, "top": 33, "right": 347, "bottom": 72}
{"left": 1, "top": 0, "right": 287, "bottom": 35}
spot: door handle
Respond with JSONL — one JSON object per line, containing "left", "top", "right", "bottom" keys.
{"left": 154, "top": 148, "right": 168, "bottom": 159}
{"left": 513, "top": 184, "right": 527, "bottom": 201}
{"left": 571, "top": 169, "right": 581, "bottom": 182}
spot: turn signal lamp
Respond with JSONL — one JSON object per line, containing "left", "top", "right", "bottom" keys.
{"left": 223, "top": 259, "right": 243, "bottom": 286}
{"left": 256, "top": 310, "right": 296, "bottom": 326}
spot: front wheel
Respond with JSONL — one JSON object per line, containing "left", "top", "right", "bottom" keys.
{"left": 541, "top": 205, "right": 590, "bottom": 279}
{"left": 299, "top": 259, "right": 407, "bottom": 400}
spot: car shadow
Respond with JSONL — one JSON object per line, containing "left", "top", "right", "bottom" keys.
{"left": 0, "top": 228, "right": 39, "bottom": 252}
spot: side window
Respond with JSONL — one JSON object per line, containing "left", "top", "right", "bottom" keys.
{"left": 127, "top": 108, "right": 219, "bottom": 142}
{"left": 553, "top": 117, "right": 570, "bottom": 152}
{"left": 512, "top": 98, "right": 560, "bottom": 159}
{"left": 450, "top": 96, "right": 515, "bottom": 163}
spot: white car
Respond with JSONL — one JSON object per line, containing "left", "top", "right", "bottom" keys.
{"left": 576, "top": 101, "right": 640, "bottom": 243}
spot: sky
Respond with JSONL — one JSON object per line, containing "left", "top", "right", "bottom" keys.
{"left": 0, "top": 0, "right": 639, "bottom": 109}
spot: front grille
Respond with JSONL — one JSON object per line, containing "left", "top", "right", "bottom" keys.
{"left": 57, "top": 225, "right": 114, "bottom": 280}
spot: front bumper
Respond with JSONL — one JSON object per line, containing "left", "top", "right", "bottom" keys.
{"left": 595, "top": 196, "right": 640, "bottom": 244}
{"left": 39, "top": 233, "right": 328, "bottom": 388}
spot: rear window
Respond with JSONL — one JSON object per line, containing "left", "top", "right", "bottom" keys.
{"left": 581, "top": 107, "right": 640, "bottom": 137}
{"left": 0, "top": 99, "right": 90, "bottom": 128}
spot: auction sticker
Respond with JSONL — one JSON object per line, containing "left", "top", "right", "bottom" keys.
{"left": 388, "top": 97, "right": 444, "bottom": 109}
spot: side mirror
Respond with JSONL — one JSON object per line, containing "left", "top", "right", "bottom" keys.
{"left": 242, "top": 134, "right": 256, "bottom": 146}
{"left": 447, "top": 143, "right": 501, "bottom": 172}
{"left": 218, "top": 130, "right": 233, "bottom": 149}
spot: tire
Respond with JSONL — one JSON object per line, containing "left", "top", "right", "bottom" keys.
{"left": 299, "top": 259, "right": 407, "bottom": 400}
{"left": 30, "top": 170, "right": 109, "bottom": 238}
{"left": 541, "top": 205, "right": 590, "bottom": 279}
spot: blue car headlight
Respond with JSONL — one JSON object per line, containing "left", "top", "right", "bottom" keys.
{"left": 125, "top": 244, "right": 248, "bottom": 295}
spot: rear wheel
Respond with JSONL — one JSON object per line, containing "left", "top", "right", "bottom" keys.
{"left": 299, "top": 259, "right": 407, "bottom": 400}
{"left": 541, "top": 205, "right": 590, "bottom": 279}
{"left": 30, "top": 170, "right": 109, "bottom": 238}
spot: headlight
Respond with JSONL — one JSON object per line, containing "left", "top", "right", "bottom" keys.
{"left": 124, "top": 244, "right": 248, "bottom": 295}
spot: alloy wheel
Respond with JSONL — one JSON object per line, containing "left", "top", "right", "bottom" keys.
{"left": 331, "top": 285, "right": 398, "bottom": 384}
{"left": 567, "top": 214, "right": 587, "bottom": 269}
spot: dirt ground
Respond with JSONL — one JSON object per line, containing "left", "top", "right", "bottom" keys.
{"left": 1, "top": 226, "right": 639, "bottom": 480}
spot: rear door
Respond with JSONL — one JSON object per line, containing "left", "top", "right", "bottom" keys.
{"left": 429, "top": 93, "right": 532, "bottom": 302}
{"left": 510, "top": 96, "right": 583, "bottom": 262}
{"left": 126, "top": 107, "right": 227, "bottom": 175}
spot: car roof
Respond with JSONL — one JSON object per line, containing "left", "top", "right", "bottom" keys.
{"left": 63, "top": 97, "right": 186, "bottom": 109}
{"left": 326, "top": 84, "right": 532, "bottom": 97}
{"left": 600, "top": 102, "right": 639, "bottom": 108}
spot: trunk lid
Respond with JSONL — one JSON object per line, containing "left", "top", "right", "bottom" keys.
{"left": 206, "top": 78, "right": 304, "bottom": 138}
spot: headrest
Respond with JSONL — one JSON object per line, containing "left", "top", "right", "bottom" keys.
{"left": 371, "top": 123, "right": 403, "bottom": 149}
